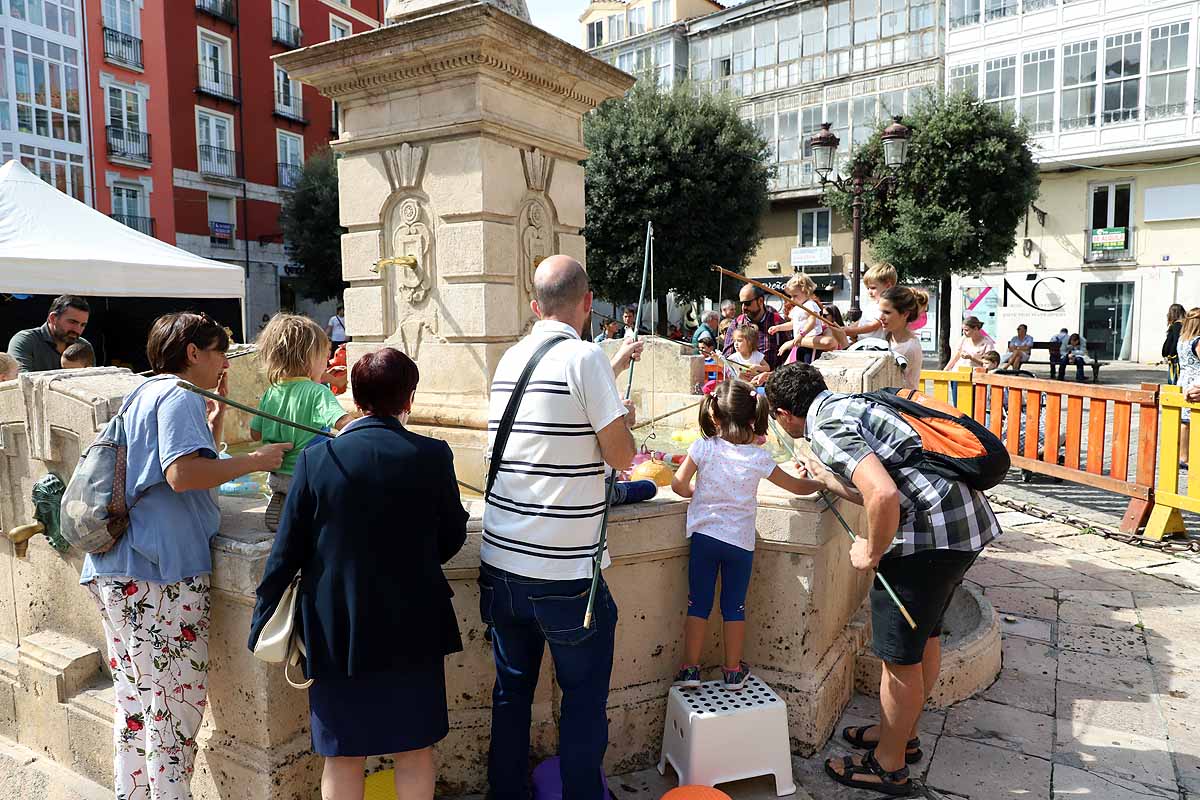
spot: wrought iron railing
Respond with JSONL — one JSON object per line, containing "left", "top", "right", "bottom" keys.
{"left": 196, "top": 0, "right": 237, "bottom": 24}
{"left": 1083, "top": 226, "right": 1136, "bottom": 264}
{"left": 111, "top": 214, "right": 155, "bottom": 237}
{"left": 106, "top": 126, "right": 151, "bottom": 163}
{"left": 274, "top": 90, "right": 304, "bottom": 121}
{"left": 198, "top": 145, "right": 239, "bottom": 179}
{"left": 272, "top": 16, "right": 302, "bottom": 48}
{"left": 197, "top": 64, "right": 239, "bottom": 101}
{"left": 277, "top": 162, "right": 303, "bottom": 190}
{"left": 102, "top": 27, "right": 143, "bottom": 68}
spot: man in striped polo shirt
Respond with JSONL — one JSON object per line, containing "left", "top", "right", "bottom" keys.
{"left": 480, "top": 255, "right": 642, "bottom": 800}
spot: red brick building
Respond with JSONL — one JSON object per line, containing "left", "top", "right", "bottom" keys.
{"left": 83, "top": 0, "right": 383, "bottom": 326}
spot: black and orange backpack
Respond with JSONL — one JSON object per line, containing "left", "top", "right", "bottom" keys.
{"left": 860, "top": 388, "right": 1010, "bottom": 491}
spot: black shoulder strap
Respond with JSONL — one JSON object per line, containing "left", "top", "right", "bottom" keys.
{"left": 485, "top": 335, "right": 569, "bottom": 499}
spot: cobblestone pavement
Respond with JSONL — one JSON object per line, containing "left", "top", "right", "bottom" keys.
{"left": 612, "top": 508, "right": 1200, "bottom": 800}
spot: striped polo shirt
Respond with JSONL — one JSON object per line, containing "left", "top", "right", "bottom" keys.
{"left": 481, "top": 320, "right": 628, "bottom": 580}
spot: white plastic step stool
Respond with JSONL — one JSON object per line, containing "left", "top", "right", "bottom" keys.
{"left": 657, "top": 675, "right": 796, "bottom": 796}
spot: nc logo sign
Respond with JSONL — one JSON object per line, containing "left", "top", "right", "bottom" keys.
{"left": 1003, "top": 276, "right": 1066, "bottom": 312}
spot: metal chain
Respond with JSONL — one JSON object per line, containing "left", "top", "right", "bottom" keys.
{"left": 984, "top": 491, "right": 1200, "bottom": 554}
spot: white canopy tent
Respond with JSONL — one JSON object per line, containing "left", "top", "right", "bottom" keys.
{"left": 0, "top": 161, "right": 245, "bottom": 326}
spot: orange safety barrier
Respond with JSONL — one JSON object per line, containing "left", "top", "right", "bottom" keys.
{"left": 965, "top": 373, "right": 1160, "bottom": 534}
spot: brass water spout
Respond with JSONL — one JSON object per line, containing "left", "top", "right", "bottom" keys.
{"left": 6, "top": 522, "right": 45, "bottom": 558}
{"left": 371, "top": 255, "right": 418, "bottom": 274}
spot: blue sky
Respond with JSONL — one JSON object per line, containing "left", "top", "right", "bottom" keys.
{"left": 526, "top": 0, "right": 585, "bottom": 47}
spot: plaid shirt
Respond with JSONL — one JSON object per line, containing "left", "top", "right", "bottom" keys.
{"left": 806, "top": 391, "right": 1001, "bottom": 558}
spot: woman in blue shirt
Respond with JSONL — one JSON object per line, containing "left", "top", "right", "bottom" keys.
{"left": 83, "top": 312, "right": 289, "bottom": 800}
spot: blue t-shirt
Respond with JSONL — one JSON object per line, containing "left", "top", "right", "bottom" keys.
{"left": 80, "top": 377, "right": 221, "bottom": 585}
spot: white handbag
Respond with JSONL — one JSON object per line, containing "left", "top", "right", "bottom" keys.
{"left": 251, "top": 573, "right": 313, "bottom": 689}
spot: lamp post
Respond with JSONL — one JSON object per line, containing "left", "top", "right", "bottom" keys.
{"left": 809, "top": 115, "right": 911, "bottom": 317}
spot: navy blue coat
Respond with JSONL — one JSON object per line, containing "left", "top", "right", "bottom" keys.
{"left": 248, "top": 415, "right": 469, "bottom": 678}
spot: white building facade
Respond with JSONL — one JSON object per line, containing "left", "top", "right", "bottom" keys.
{"left": 945, "top": 0, "right": 1200, "bottom": 362}
{"left": 0, "top": 0, "right": 90, "bottom": 203}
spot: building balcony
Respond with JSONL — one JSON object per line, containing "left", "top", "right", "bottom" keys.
{"left": 984, "top": 2, "right": 1017, "bottom": 20}
{"left": 272, "top": 17, "right": 302, "bottom": 48}
{"left": 950, "top": 11, "right": 980, "bottom": 27}
{"left": 106, "top": 126, "right": 151, "bottom": 164}
{"left": 274, "top": 90, "right": 305, "bottom": 122}
{"left": 196, "top": 0, "right": 237, "bottom": 25}
{"left": 277, "top": 162, "right": 303, "bottom": 190}
{"left": 198, "top": 145, "right": 239, "bottom": 180}
{"left": 1083, "top": 226, "right": 1135, "bottom": 264}
{"left": 197, "top": 64, "right": 239, "bottom": 103}
{"left": 111, "top": 214, "right": 155, "bottom": 237}
{"left": 209, "top": 221, "right": 236, "bottom": 248}
{"left": 102, "top": 27, "right": 143, "bottom": 69}
{"left": 1022, "top": 0, "right": 1056, "bottom": 11}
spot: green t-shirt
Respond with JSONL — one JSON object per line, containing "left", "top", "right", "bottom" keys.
{"left": 251, "top": 378, "right": 346, "bottom": 475}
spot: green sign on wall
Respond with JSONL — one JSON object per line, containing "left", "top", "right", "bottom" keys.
{"left": 1090, "top": 227, "right": 1127, "bottom": 251}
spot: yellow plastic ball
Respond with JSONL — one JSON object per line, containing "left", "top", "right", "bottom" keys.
{"left": 631, "top": 459, "right": 675, "bottom": 487}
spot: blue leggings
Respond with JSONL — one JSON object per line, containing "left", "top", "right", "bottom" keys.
{"left": 687, "top": 533, "right": 754, "bottom": 622}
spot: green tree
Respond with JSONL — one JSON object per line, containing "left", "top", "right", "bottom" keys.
{"left": 279, "top": 148, "right": 346, "bottom": 302}
{"left": 825, "top": 91, "right": 1039, "bottom": 359}
{"left": 582, "top": 79, "right": 771, "bottom": 322}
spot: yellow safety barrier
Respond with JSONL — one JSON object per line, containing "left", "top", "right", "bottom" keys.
{"left": 1144, "top": 385, "right": 1193, "bottom": 540}
{"left": 917, "top": 368, "right": 975, "bottom": 415}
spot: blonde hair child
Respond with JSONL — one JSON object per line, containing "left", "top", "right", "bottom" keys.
{"left": 843, "top": 263, "right": 899, "bottom": 341}
{"left": 725, "top": 324, "right": 770, "bottom": 380}
{"left": 253, "top": 313, "right": 354, "bottom": 530}
{"left": 0, "top": 353, "right": 18, "bottom": 382}
{"left": 768, "top": 274, "right": 849, "bottom": 361}
{"left": 878, "top": 286, "right": 929, "bottom": 391}
{"left": 670, "top": 379, "right": 843, "bottom": 690}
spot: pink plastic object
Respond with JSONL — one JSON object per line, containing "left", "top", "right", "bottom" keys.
{"left": 531, "top": 757, "right": 609, "bottom": 800}
{"left": 909, "top": 311, "right": 927, "bottom": 331}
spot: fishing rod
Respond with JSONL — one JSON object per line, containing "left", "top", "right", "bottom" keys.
{"left": 584, "top": 220, "right": 653, "bottom": 629}
{"left": 176, "top": 380, "right": 485, "bottom": 496}
{"left": 630, "top": 398, "right": 705, "bottom": 431}
{"left": 711, "top": 265, "right": 843, "bottom": 331}
{"left": 768, "top": 417, "right": 917, "bottom": 630}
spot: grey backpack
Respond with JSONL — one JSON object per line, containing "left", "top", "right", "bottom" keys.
{"left": 60, "top": 377, "right": 170, "bottom": 554}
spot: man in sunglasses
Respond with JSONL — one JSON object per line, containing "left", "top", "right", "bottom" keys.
{"left": 720, "top": 285, "right": 789, "bottom": 374}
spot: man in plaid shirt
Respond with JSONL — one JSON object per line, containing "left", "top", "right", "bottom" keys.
{"left": 766, "top": 363, "right": 1000, "bottom": 796}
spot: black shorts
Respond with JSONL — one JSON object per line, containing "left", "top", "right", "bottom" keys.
{"left": 871, "top": 548, "right": 981, "bottom": 666}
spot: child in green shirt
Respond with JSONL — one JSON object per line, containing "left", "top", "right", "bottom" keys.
{"left": 253, "top": 314, "right": 353, "bottom": 531}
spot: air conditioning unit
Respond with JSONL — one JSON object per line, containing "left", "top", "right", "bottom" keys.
{"left": 767, "top": 260, "right": 782, "bottom": 272}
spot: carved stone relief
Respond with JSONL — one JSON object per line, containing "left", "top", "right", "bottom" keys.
{"left": 517, "top": 148, "right": 558, "bottom": 329}
{"left": 378, "top": 143, "right": 437, "bottom": 342}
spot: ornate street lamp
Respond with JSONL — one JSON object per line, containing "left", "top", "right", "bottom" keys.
{"left": 809, "top": 116, "right": 911, "bottom": 317}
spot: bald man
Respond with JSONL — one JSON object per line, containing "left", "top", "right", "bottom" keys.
{"left": 480, "top": 255, "right": 642, "bottom": 800}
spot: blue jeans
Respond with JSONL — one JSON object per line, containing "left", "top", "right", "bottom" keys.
{"left": 478, "top": 564, "right": 618, "bottom": 800}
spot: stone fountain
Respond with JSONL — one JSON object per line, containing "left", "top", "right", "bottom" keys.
{"left": 0, "top": 3, "right": 1000, "bottom": 797}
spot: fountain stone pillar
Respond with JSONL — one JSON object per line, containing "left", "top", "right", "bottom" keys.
{"left": 275, "top": 1, "right": 634, "bottom": 486}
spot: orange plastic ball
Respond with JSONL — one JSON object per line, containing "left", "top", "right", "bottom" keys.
{"left": 660, "top": 787, "right": 733, "bottom": 800}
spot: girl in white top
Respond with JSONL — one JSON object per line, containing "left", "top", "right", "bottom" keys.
{"left": 769, "top": 273, "right": 847, "bottom": 363}
{"left": 723, "top": 324, "right": 769, "bottom": 381}
{"left": 879, "top": 286, "right": 928, "bottom": 392}
{"left": 669, "top": 379, "right": 830, "bottom": 689}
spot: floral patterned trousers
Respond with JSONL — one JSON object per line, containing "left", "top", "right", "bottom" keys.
{"left": 88, "top": 576, "right": 211, "bottom": 800}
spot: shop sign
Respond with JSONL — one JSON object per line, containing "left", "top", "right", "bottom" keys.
{"left": 1090, "top": 227, "right": 1127, "bottom": 251}
{"left": 791, "top": 246, "right": 833, "bottom": 269}
{"left": 210, "top": 221, "right": 234, "bottom": 240}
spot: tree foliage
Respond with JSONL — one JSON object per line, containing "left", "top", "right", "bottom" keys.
{"left": 826, "top": 91, "right": 1039, "bottom": 282}
{"left": 582, "top": 78, "right": 771, "bottom": 306}
{"left": 279, "top": 148, "right": 346, "bottom": 302}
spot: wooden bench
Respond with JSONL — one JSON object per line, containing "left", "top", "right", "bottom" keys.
{"left": 1017, "top": 340, "right": 1106, "bottom": 383}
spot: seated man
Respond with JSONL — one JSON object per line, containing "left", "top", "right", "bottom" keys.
{"left": 765, "top": 363, "right": 1001, "bottom": 797}
{"left": 1002, "top": 324, "right": 1034, "bottom": 371}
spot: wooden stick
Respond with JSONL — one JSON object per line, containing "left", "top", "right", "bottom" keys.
{"left": 176, "top": 380, "right": 483, "bottom": 496}
{"left": 711, "top": 265, "right": 843, "bottom": 330}
{"left": 630, "top": 398, "right": 705, "bottom": 431}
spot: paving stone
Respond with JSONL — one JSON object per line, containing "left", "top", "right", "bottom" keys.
{"left": 969, "top": 560, "right": 1044, "bottom": 588}
{"left": 1001, "top": 635, "right": 1058, "bottom": 680}
{"left": 1152, "top": 663, "right": 1200, "bottom": 703}
{"left": 1049, "top": 532, "right": 1121, "bottom": 553}
{"left": 1094, "top": 570, "right": 1182, "bottom": 593}
{"left": 1058, "top": 622, "right": 1147, "bottom": 658}
{"left": 943, "top": 698, "right": 1053, "bottom": 758}
{"left": 617, "top": 763, "right": 813, "bottom": 800}
{"left": 997, "top": 614, "right": 1054, "bottom": 643}
{"left": 1058, "top": 599, "right": 1141, "bottom": 629}
{"left": 1146, "top": 633, "right": 1193, "bottom": 667}
{"left": 991, "top": 532, "right": 1051, "bottom": 553}
{"left": 1061, "top": 589, "right": 1136, "bottom": 608}
{"left": 985, "top": 587, "right": 1057, "bottom": 620}
{"left": 1097, "top": 547, "right": 1180, "bottom": 570}
{"left": 1134, "top": 591, "right": 1200, "bottom": 611}
{"left": 1146, "top": 561, "right": 1200, "bottom": 591}
{"left": 1056, "top": 680, "right": 1167, "bottom": 739}
{"left": 1053, "top": 725, "right": 1175, "bottom": 790}
{"left": 1050, "top": 764, "right": 1175, "bottom": 799}
{"left": 982, "top": 668, "right": 1056, "bottom": 716}
{"left": 791, "top": 738, "right": 907, "bottom": 800}
{"left": 1012, "top": 520, "right": 1091, "bottom": 539}
{"left": 837, "top": 695, "right": 945, "bottom": 739}
{"left": 924, "top": 736, "right": 1051, "bottom": 800}
{"left": 1057, "top": 650, "right": 1156, "bottom": 694}
{"left": 1008, "top": 566, "right": 1125, "bottom": 592}
{"left": 995, "top": 510, "right": 1046, "bottom": 527}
